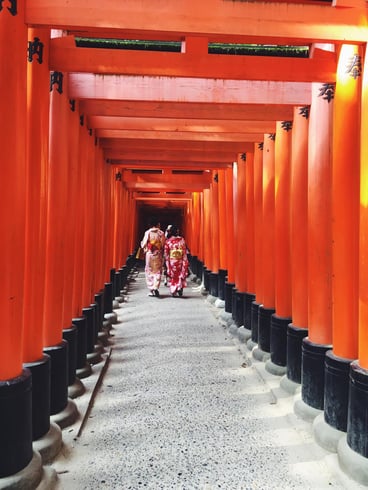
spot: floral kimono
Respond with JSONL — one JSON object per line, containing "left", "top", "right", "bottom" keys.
{"left": 140, "top": 226, "right": 165, "bottom": 295}
{"left": 164, "top": 235, "right": 188, "bottom": 296}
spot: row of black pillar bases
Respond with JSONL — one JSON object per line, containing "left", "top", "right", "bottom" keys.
{"left": 0, "top": 254, "right": 137, "bottom": 479}
{"left": 188, "top": 255, "right": 368, "bottom": 460}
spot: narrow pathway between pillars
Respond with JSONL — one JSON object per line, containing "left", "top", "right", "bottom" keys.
{"left": 52, "top": 265, "right": 363, "bottom": 489}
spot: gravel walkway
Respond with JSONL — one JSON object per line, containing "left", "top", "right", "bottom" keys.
{"left": 52, "top": 266, "right": 364, "bottom": 490}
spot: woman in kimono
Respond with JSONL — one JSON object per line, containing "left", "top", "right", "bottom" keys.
{"left": 164, "top": 225, "right": 189, "bottom": 297}
{"left": 140, "top": 218, "right": 165, "bottom": 297}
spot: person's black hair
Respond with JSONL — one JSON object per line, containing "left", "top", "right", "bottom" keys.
{"left": 170, "top": 225, "right": 178, "bottom": 236}
{"left": 149, "top": 216, "right": 160, "bottom": 227}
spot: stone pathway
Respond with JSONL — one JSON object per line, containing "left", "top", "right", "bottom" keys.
{"left": 51, "top": 266, "right": 364, "bottom": 489}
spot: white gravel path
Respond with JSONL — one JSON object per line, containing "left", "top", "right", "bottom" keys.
{"left": 52, "top": 266, "right": 364, "bottom": 490}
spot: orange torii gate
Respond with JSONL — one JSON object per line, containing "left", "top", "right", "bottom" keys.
{"left": 2, "top": 0, "right": 368, "bottom": 487}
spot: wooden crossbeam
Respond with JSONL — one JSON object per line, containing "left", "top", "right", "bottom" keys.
{"left": 79, "top": 100, "right": 295, "bottom": 121}
{"left": 26, "top": 0, "right": 368, "bottom": 44}
{"left": 69, "top": 74, "right": 311, "bottom": 105}
{"left": 49, "top": 36, "right": 336, "bottom": 83}
{"left": 96, "top": 130, "right": 266, "bottom": 143}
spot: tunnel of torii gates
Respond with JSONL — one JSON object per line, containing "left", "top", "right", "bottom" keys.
{"left": 4, "top": 0, "right": 368, "bottom": 487}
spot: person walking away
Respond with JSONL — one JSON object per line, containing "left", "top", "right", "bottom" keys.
{"left": 164, "top": 225, "right": 188, "bottom": 297}
{"left": 163, "top": 224, "right": 173, "bottom": 286}
{"left": 140, "top": 218, "right": 165, "bottom": 297}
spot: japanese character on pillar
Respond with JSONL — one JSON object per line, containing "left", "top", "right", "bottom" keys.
{"left": 0, "top": 0, "right": 17, "bottom": 15}
{"left": 50, "top": 71, "right": 63, "bottom": 94}
{"left": 28, "top": 37, "right": 44, "bottom": 64}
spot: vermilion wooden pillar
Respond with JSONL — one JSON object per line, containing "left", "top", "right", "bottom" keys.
{"left": 0, "top": 1, "right": 34, "bottom": 479}
{"left": 248, "top": 143, "right": 264, "bottom": 350}
{"left": 254, "top": 134, "right": 276, "bottom": 361}
{"left": 285, "top": 106, "right": 309, "bottom": 388}
{"left": 244, "top": 149, "right": 255, "bottom": 332}
{"left": 333, "top": 46, "right": 368, "bottom": 469}
{"left": 298, "top": 81, "right": 333, "bottom": 416}
{"left": 314, "top": 44, "right": 361, "bottom": 447}
{"left": 217, "top": 170, "right": 228, "bottom": 301}
{"left": 224, "top": 166, "right": 236, "bottom": 314}
{"left": 43, "top": 69, "right": 77, "bottom": 422}
{"left": 202, "top": 188, "right": 212, "bottom": 291}
{"left": 267, "top": 121, "right": 292, "bottom": 373}
{"left": 232, "top": 157, "right": 247, "bottom": 326}
{"left": 209, "top": 172, "right": 220, "bottom": 297}
{"left": 23, "top": 27, "right": 61, "bottom": 451}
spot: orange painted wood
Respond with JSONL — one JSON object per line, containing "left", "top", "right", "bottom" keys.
{"left": 262, "top": 134, "right": 275, "bottom": 309}
{"left": 331, "top": 44, "right": 360, "bottom": 359}
{"left": 218, "top": 170, "right": 228, "bottom": 271}
{"left": 105, "top": 149, "right": 243, "bottom": 163}
{"left": 43, "top": 83, "right": 69, "bottom": 347}
{"left": 100, "top": 136, "right": 266, "bottom": 150}
{"left": 225, "top": 167, "right": 235, "bottom": 284}
{"left": 359, "top": 49, "right": 368, "bottom": 369}
{"left": 80, "top": 100, "right": 294, "bottom": 122}
{"left": 49, "top": 39, "right": 336, "bottom": 83}
{"left": 203, "top": 188, "right": 212, "bottom": 270}
{"left": 234, "top": 158, "right": 247, "bottom": 292}
{"left": 308, "top": 83, "right": 333, "bottom": 345}
{"left": 290, "top": 107, "right": 309, "bottom": 329}
{"left": 210, "top": 177, "right": 220, "bottom": 274}
{"left": 65, "top": 101, "right": 82, "bottom": 320}
{"left": 253, "top": 144, "right": 264, "bottom": 304}
{"left": 91, "top": 116, "right": 275, "bottom": 134}
{"left": 113, "top": 161, "right": 233, "bottom": 170}
{"left": 23, "top": 27, "right": 50, "bottom": 362}
{"left": 0, "top": 1, "right": 27, "bottom": 379}
{"left": 97, "top": 130, "right": 267, "bottom": 144}
{"left": 245, "top": 151, "right": 255, "bottom": 295}
{"left": 68, "top": 74, "right": 311, "bottom": 107}
{"left": 274, "top": 121, "right": 292, "bottom": 318}
{"left": 26, "top": 0, "right": 368, "bottom": 44}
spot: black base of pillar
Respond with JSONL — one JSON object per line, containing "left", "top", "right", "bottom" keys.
{"left": 94, "top": 291, "right": 104, "bottom": 332}
{"left": 104, "top": 282, "right": 113, "bottom": 315}
{"left": 244, "top": 293, "right": 256, "bottom": 330}
{"left": 225, "top": 282, "right": 235, "bottom": 313}
{"left": 347, "top": 360, "right": 368, "bottom": 457}
{"left": 251, "top": 301, "right": 261, "bottom": 343}
{"left": 44, "top": 340, "right": 69, "bottom": 415}
{"left": 324, "top": 351, "right": 352, "bottom": 433}
{"left": 63, "top": 324, "right": 77, "bottom": 386}
{"left": 203, "top": 267, "right": 211, "bottom": 291}
{"left": 209, "top": 272, "right": 219, "bottom": 297}
{"left": 233, "top": 291, "right": 246, "bottom": 327}
{"left": 73, "top": 316, "right": 88, "bottom": 370}
{"left": 270, "top": 314, "right": 292, "bottom": 367}
{"left": 197, "top": 260, "right": 204, "bottom": 283}
{"left": 301, "top": 337, "right": 331, "bottom": 410}
{"left": 258, "top": 305, "right": 275, "bottom": 353}
{"left": 218, "top": 269, "right": 227, "bottom": 301}
{"left": 82, "top": 306, "right": 96, "bottom": 354}
{"left": 24, "top": 355, "right": 50, "bottom": 441}
{"left": 0, "top": 369, "right": 33, "bottom": 477}
{"left": 286, "top": 323, "right": 308, "bottom": 384}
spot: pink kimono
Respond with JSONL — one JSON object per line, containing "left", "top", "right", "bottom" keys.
{"left": 140, "top": 227, "right": 165, "bottom": 294}
{"left": 164, "top": 236, "right": 189, "bottom": 296}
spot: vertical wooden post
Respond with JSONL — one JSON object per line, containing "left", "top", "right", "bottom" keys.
{"left": 224, "top": 166, "right": 236, "bottom": 313}
{"left": 218, "top": 169, "right": 228, "bottom": 301}
{"left": 268, "top": 120, "right": 292, "bottom": 373}
{"left": 316, "top": 44, "right": 360, "bottom": 442}
{"left": 298, "top": 81, "right": 333, "bottom": 415}
{"left": 248, "top": 143, "right": 264, "bottom": 350}
{"left": 209, "top": 172, "right": 220, "bottom": 296}
{"left": 286, "top": 106, "right": 309, "bottom": 387}
{"left": 232, "top": 156, "right": 247, "bottom": 326}
{"left": 23, "top": 27, "right": 59, "bottom": 445}
{"left": 0, "top": 1, "right": 35, "bottom": 479}
{"left": 255, "top": 133, "right": 276, "bottom": 360}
